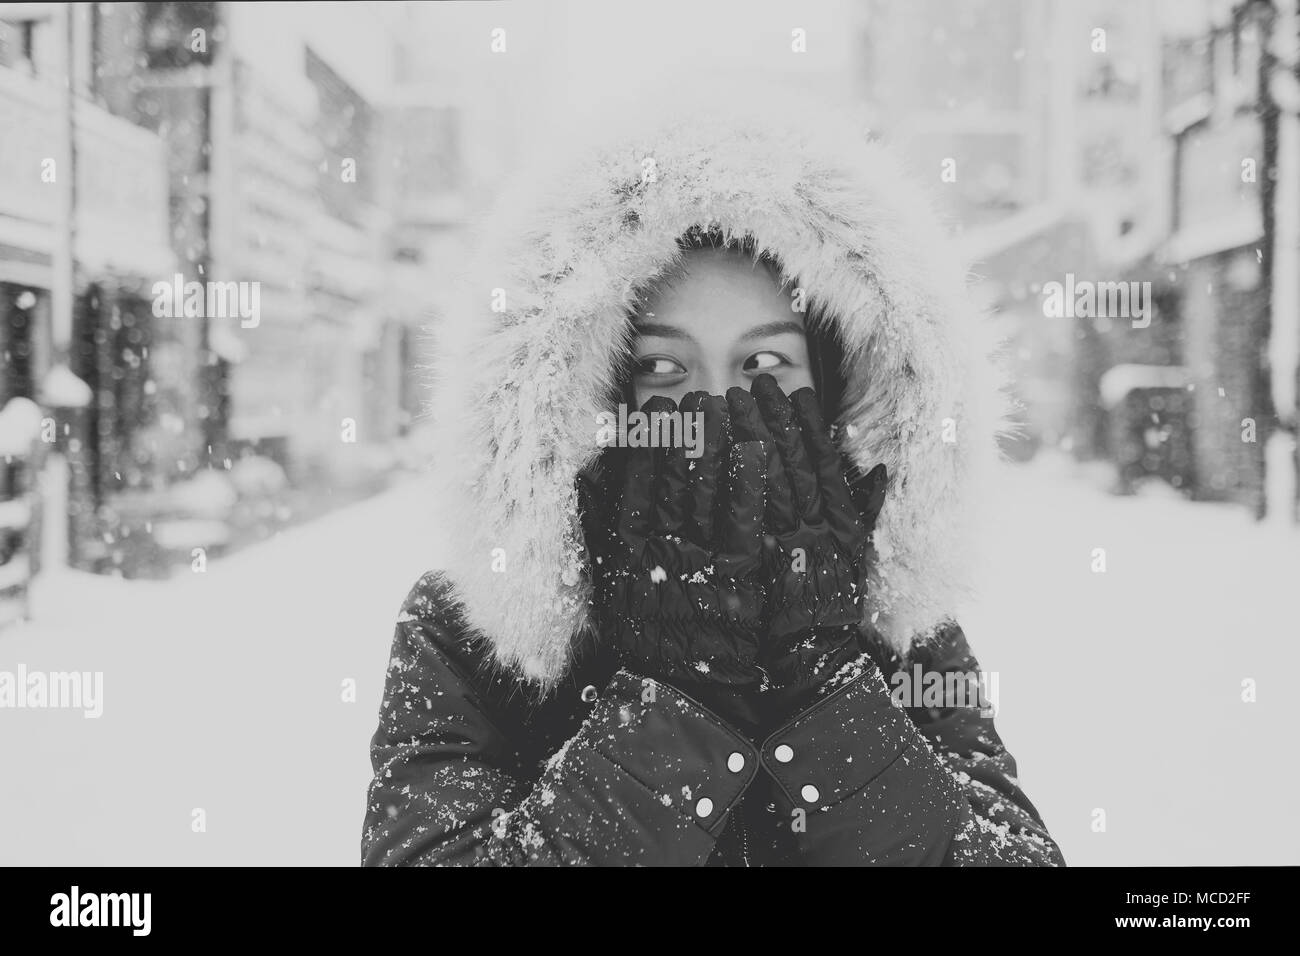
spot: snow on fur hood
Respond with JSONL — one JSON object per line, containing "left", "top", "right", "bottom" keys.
{"left": 423, "top": 85, "right": 1015, "bottom": 692}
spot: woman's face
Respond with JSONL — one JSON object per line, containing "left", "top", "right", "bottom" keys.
{"left": 630, "top": 247, "right": 814, "bottom": 408}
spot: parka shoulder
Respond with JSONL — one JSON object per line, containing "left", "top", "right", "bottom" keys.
{"left": 390, "top": 570, "right": 621, "bottom": 764}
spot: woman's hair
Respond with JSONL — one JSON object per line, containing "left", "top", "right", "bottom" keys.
{"left": 621, "top": 225, "right": 848, "bottom": 422}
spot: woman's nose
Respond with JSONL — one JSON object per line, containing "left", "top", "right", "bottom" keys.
{"left": 693, "top": 366, "right": 729, "bottom": 399}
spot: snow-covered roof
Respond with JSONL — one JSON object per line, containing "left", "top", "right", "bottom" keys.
{"left": 1099, "top": 363, "right": 1192, "bottom": 408}
{"left": 953, "top": 201, "right": 1071, "bottom": 265}
{"left": 39, "top": 366, "right": 92, "bottom": 409}
{"left": 0, "top": 397, "right": 43, "bottom": 456}
{"left": 1160, "top": 210, "right": 1262, "bottom": 264}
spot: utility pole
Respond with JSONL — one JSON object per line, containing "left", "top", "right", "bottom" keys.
{"left": 1255, "top": 0, "right": 1300, "bottom": 525}
{"left": 38, "top": 1, "right": 77, "bottom": 573}
{"left": 1276, "top": 0, "right": 1300, "bottom": 524}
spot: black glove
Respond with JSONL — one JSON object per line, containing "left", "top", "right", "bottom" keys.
{"left": 728, "top": 375, "right": 888, "bottom": 729}
{"left": 579, "top": 393, "right": 771, "bottom": 688}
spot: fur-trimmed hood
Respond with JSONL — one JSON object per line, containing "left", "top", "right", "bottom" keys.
{"left": 423, "top": 86, "right": 1015, "bottom": 693}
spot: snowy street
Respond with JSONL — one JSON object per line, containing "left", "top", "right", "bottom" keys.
{"left": 2, "top": 457, "right": 1297, "bottom": 866}
{"left": 0, "top": 476, "right": 438, "bottom": 866}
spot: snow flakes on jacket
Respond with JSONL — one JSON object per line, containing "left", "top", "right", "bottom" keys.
{"left": 423, "top": 86, "right": 1015, "bottom": 692}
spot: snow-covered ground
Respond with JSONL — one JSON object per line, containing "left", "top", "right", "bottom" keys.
{"left": 0, "top": 476, "right": 438, "bottom": 866}
{"left": 961, "top": 452, "right": 1300, "bottom": 867}
{"left": 1, "top": 457, "right": 1296, "bottom": 866}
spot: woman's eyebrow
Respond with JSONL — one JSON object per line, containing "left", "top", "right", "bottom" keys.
{"left": 635, "top": 323, "right": 696, "bottom": 342}
{"left": 740, "top": 320, "right": 805, "bottom": 342}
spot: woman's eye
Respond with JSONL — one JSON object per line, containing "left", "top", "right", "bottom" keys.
{"left": 635, "top": 357, "right": 686, "bottom": 376}
{"left": 743, "top": 351, "right": 787, "bottom": 373}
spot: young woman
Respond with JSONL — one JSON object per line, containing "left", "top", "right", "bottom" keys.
{"left": 360, "top": 92, "right": 1066, "bottom": 867}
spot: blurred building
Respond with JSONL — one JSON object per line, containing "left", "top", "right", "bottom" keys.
{"left": 1140, "top": 1, "right": 1273, "bottom": 510}
{"left": 0, "top": 4, "right": 173, "bottom": 577}
{"left": 93, "top": 2, "right": 415, "bottom": 476}
{"left": 3, "top": 1, "right": 428, "bottom": 578}
{"left": 860, "top": 0, "right": 1165, "bottom": 463}
{"left": 376, "top": 1, "right": 571, "bottom": 377}
{"left": 860, "top": 0, "right": 1297, "bottom": 518}
{"left": 1095, "top": 0, "right": 1295, "bottom": 514}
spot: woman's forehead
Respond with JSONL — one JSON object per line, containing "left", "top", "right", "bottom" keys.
{"left": 635, "top": 247, "right": 796, "bottom": 336}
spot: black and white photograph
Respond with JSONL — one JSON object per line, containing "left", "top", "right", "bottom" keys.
{"left": 1, "top": 0, "right": 1297, "bottom": 902}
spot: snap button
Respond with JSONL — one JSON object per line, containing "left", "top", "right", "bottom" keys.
{"left": 727, "top": 752, "right": 745, "bottom": 773}
{"left": 581, "top": 685, "right": 598, "bottom": 703}
{"left": 801, "top": 784, "right": 820, "bottom": 804}
{"left": 774, "top": 744, "right": 794, "bottom": 763}
{"left": 695, "top": 797, "right": 714, "bottom": 817}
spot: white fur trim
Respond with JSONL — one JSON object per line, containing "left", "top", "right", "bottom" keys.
{"left": 423, "top": 85, "right": 1016, "bottom": 692}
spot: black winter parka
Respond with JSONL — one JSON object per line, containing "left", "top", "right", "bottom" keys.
{"left": 361, "top": 572, "right": 1065, "bottom": 867}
